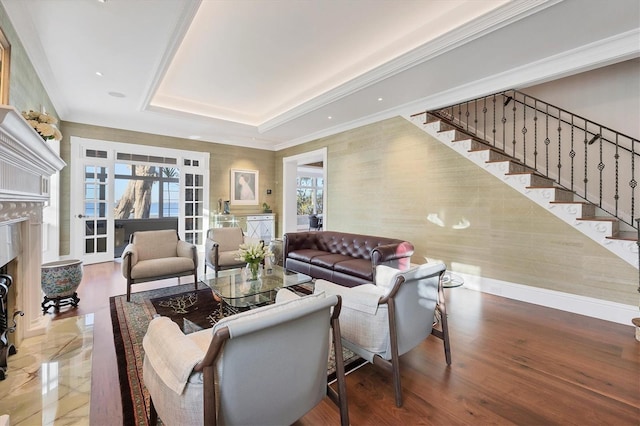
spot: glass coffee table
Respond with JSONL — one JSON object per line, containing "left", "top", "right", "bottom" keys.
{"left": 200, "top": 264, "right": 313, "bottom": 309}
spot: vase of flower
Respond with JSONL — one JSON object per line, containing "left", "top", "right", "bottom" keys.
{"left": 246, "top": 261, "right": 261, "bottom": 281}
{"left": 236, "top": 242, "right": 272, "bottom": 281}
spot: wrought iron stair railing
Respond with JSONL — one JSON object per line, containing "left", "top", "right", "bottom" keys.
{"left": 419, "top": 89, "right": 639, "bottom": 230}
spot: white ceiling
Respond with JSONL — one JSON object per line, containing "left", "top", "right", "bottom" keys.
{"left": 2, "top": 0, "right": 639, "bottom": 150}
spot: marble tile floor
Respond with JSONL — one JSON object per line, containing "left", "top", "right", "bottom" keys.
{"left": 0, "top": 314, "right": 93, "bottom": 425}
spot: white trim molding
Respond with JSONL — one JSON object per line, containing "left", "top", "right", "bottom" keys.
{"left": 458, "top": 272, "right": 638, "bottom": 326}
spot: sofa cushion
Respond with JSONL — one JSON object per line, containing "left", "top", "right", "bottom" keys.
{"left": 218, "top": 251, "right": 244, "bottom": 267}
{"left": 287, "top": 249, "right": 328, "bottom": 263}
{"left": 334, "top": 258, "right": 373, "bottom": 280}
{"left": 133, "top": 230, "right": 179, "bottom": 261}
{"left": 211, "top": 227, "right": 245, "bottom": 252}
{"left": 131, "top": 257, "right": 195, "bottom": 280}
{"left": 310, "top": 253, "right": 353, "bottom": 269}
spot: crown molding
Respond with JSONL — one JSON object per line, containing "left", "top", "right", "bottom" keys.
{"left": 261, "top": 0, "right": 560, "bottom": 133}
{"left": 395, "top": 28, "right": 640, "bottom": 116}
{"left": 277, "top": 28, "right": 640, "bottom": 151}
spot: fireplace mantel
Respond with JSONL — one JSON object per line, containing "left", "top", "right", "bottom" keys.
{"left": 0, "top": 106, "right": 65, "bottom": 203}
{"left": 0, "top": 105, "right": 66, "bottom": 342}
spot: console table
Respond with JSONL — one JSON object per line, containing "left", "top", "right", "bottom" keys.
{"left": 211, "top": 213, "right": 275, "bottom": 242}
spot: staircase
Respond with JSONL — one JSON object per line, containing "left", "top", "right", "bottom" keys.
{"left": 407, "top": 94, "right": 639, "bottom": 269}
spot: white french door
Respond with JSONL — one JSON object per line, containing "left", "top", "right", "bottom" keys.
{"left": 70, "top": 137, "right": 209, "bottom": 264}
{"left": 70, "top": 142, "right": 114, "bottom": 264}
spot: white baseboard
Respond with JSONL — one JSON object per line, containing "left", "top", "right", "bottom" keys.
{"left": 456, "top": 272, "right": 638, "bottom": 326}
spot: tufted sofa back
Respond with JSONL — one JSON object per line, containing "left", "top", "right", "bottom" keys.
{"left": 284, "top": 231, "right": 411, "bottom": 261}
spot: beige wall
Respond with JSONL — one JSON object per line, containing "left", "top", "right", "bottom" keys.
{"left": 522, "top": 58, "right": 640, "bottom": 140}
{"left": 3, "top": 2, "right": 636, "bottom": 306}
{"left": 276, "top": 116, "right": 637, "bottom": 306}
{"left": 58, "top": 121, "right": 276, "bottom": 255}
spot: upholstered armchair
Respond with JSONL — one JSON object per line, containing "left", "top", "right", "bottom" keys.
{"left": 314, "top": 261, "right": 450, "bottom": 407}
{"left": 121, "top": 230, "right": 198, "bottom": 302}
{"left": 204, "top": 227, "right": 260, "bottom": 275}
{"left": 142, "top": 291, "right": 349, "bottom": 426}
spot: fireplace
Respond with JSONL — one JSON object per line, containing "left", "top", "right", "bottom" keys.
{"left": 0, "top": 272, "right": 23, "bottom": 380}
{"left": 0, "top": 106, "right": 66, "bottom": 346}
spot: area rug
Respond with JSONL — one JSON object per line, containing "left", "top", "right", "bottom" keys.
{"left": 110, "top": 283, "right": 364, "bottom": 426}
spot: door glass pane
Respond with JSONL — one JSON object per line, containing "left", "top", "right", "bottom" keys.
{"left": 97, "top": 237, "right": 107, "bottom": 253}
{"left": 85, "top": 183, "right": 95, "bottom": 199}
{"left": 83, "top": 165, "right": 108, "bottom": 257}
{"left": 97, "top": 220, "right": 107, "bottom": 235}
{"left": 98, "top": 202, "right": 107, "bottom": 218}
{"left": 85, "top": 221, "right": 95, "bottom": 236}
{"left": 183, "top": 172, "right": 204, "bottom": 247}
{"left": 84, "top": 202, "right": 95, "bottom": 217}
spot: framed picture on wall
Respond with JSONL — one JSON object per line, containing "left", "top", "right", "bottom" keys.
{"left": 0, "top": 27, "right": 11, "bottom": 104}
{"left": 230, "top": 169, "right": 258, "bottom": 205}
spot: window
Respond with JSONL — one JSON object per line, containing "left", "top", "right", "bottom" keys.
{"left": 296, "top": 175, "right": 323, "bottom": 215}
{"left": 114, "top": 164, "right": 179, "bottom": 219}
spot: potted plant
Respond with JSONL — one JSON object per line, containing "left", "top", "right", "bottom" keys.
{"left": 262, "top": 202, "right": 272, "bottom": 213}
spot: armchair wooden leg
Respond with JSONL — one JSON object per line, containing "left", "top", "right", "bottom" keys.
{"left": 387, "top": 299, "right": 403, "bottom": 407}
{"left": 193, "top": 270, "right": 198, "bottom": 291}
{"left": 328, "top": 317, "right": 350, "bottom": 426}
{"left": 438, "top": 303, "right": 452, "bottom": 365}
{"left": 149, "top": 396, "right": 158, "bottom": 426}
{"left": 126, "top": 280, "right": 131, "bottom": 302}
{"left": 203, "top": 366, "right": 216, "bottom": 426}
{"left": 432, "top": 274, "right": 452, "bottom": 365}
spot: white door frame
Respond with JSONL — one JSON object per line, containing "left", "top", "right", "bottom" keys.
{"left": 70, "top": 137, "right": 114, "bottom": 264}
{"left": 70, "top": 137, "right": 209, "bottom": 263}
{"left": 282, "top": 148, "right": 327, "bottom": 234}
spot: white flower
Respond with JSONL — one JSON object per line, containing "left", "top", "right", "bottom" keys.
{"left": 21, "top": 110, "right": 63, "bottom": 141}
{"left": 235, "top": 242, "right": 273, "bottom": 263}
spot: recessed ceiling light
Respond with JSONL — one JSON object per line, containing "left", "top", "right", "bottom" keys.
{"left": 328, "top": 116, "right": 332, "bottom": 120}
{"left": 188, "top": 135, "right": 201, "bottom": 140}
{"left": 95, "top": 71, "right": 103, "bottom": 77}
{"left": 108, "top": 91, "right": 126, "bottom": 98}
{"left": 378, "top": 97, "right": 383, "bottom": 101}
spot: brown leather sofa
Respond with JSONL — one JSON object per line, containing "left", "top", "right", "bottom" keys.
{"left": 283, "top": 231, "right": 414, "bottom": 287}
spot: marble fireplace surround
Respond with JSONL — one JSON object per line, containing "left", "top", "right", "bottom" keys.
{"left": 0, "top": 106, "right": 65, "bottom": 345}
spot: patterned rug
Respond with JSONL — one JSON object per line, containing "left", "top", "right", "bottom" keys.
{"left": 110, "top": 283, "right": 364, "bottom": 426}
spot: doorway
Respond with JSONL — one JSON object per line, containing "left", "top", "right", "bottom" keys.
{"left": 282, "top": 148, "right": 327, "bottom": 234}
{"left": 70, "top": 137, "right": 209, "bottom": 264}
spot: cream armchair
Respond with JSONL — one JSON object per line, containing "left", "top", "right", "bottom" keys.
{"left": 142, "top": 291, "right": 349, "bottom": 426}
{"left": 204, "top": 227, "right": 261, "bottom": 275}
{"left": 121, "top": 230, "right": 198, "bottom": 302}
{"left": 315, "top": 261, "right": 450, "bottom": 407}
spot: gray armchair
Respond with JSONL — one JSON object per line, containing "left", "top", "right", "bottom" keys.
{"left": 121, "top": 230, "right": 198, "bottom": 302}
{"left": 204, "top": 227, "right": 261, "bottom": 275}
{"left": 142, "top": 291, "right": 349, "bottom": 426}
{"left": 315, "top": 261, "right": 450, "bottom": 407}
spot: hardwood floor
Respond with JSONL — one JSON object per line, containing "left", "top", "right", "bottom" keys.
{"left": 51, "top": 261, "right": 640, "bottom": 425}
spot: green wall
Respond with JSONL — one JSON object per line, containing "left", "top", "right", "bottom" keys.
{"left": 0, "top": 3, "right": 57, "bottom": 121}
